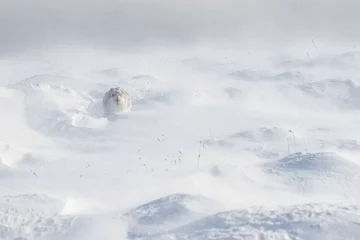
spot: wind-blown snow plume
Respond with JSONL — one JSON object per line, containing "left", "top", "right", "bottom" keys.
{"left": 0, "top": 0, "right": 360, "bottom": 239}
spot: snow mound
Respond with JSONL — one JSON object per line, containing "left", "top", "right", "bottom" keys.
{"left": 223, "top": 87, "right": 243, "bottom": 99}
{"left": 0, "top": 208, "right": 73, "bottom": 240}
{"left": 97, "top": 68, "right": 123, "bottom": 79}
{"left": 125, "top": 193, "right": 221, "bottom": 238}
{"left": 269, "top": 71, "right": 305, "bottom": 82}
{"left": 273, "top": 51, "right": 360, "bottom": 70}
{"left": 60, "top": 196, "right": 106, "bottom": 215}
{"left": 229, "top": 69, "right": 306, "bottom": 83}
{"left": 0, "top": 144, "right": 37, "bottom": 179}
{"left": 229, "top": 127, "right": 288, "bottom": 142}
{"left": 1, "top": 194, "right": 64, "bottom": 212}
{"left": 201, "top": 127, "right": 291, "bottom": 159}
{"left": 11, "top": 75, "right": 108, "bottom": 136}
{"left": 0, "top": 143, "right": 31, "bottom": 168}
{"left": 291, "top": 79, "right": 360, "bottom": 108}
{"left": 228, "top": 70, "right": 258, "bottom": 81}
{"left": 311, "top": 51, "right": 360, "bottom": 69}
{"left": 43, "top": 214, "right": 128, "bottom": 240}
{"left": 327, "top": 139, "right": 360, "bottom": 151}
{"left": 147, "top": 203, "right": 360, "bottom": 240}
{"left": 264, "top": 152, "right": 360, "bottom": 172}
{"left": 0, "top": 142, "right": 45, "bottom": 168}
{"left": 263, "top": 152, "right": 360, "bottom": 197}
{"left": 12, "top": 74, "right": 72, "bottom": 88}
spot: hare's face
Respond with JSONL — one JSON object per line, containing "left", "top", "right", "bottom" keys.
{"left": 110, "top": 90, "right": 124, "bottom": 104}
{"left": 103, "top": 87, "right": 131, "bottom": 115}
{"left": 114, "top": 94, "right": 121, "bottom": 104}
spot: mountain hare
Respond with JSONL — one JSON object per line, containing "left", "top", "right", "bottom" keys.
{"left": 103, "top": 87, "right": 131, "bottom": 115}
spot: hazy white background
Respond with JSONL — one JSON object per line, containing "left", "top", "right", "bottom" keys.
{"left": 1, "top": 0, "right": 359, "bottom": 55}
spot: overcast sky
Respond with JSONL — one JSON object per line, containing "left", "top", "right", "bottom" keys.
{"left": 1, "top": 0, "right": 359, "bottom": 54}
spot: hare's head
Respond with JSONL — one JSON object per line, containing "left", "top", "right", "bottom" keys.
{"left": 103, "top": 87, "right": 132, "bottom": 115}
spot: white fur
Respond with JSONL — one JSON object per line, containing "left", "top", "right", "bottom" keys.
{"left": 102, "top": 87, "right": 131, "bottom": 115}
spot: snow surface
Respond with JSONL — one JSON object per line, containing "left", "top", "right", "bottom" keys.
{"left": 1, "top": 43, "right": 360, "bottom": 240}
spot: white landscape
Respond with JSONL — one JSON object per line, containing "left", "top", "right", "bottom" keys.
{"left": 1, "top": 1, "right": 360, "bottom": 239}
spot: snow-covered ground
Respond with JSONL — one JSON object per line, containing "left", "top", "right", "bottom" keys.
{"left": 1, "top": 42, "right": 360, "bottom": 240}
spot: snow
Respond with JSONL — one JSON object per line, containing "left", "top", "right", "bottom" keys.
{"left": 1, "top": 43, "right": 360, "bottom": 240}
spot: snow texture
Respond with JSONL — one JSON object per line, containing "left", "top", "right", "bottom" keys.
{"left": 1, "top": 41, "right": 360, "bottom": 240}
